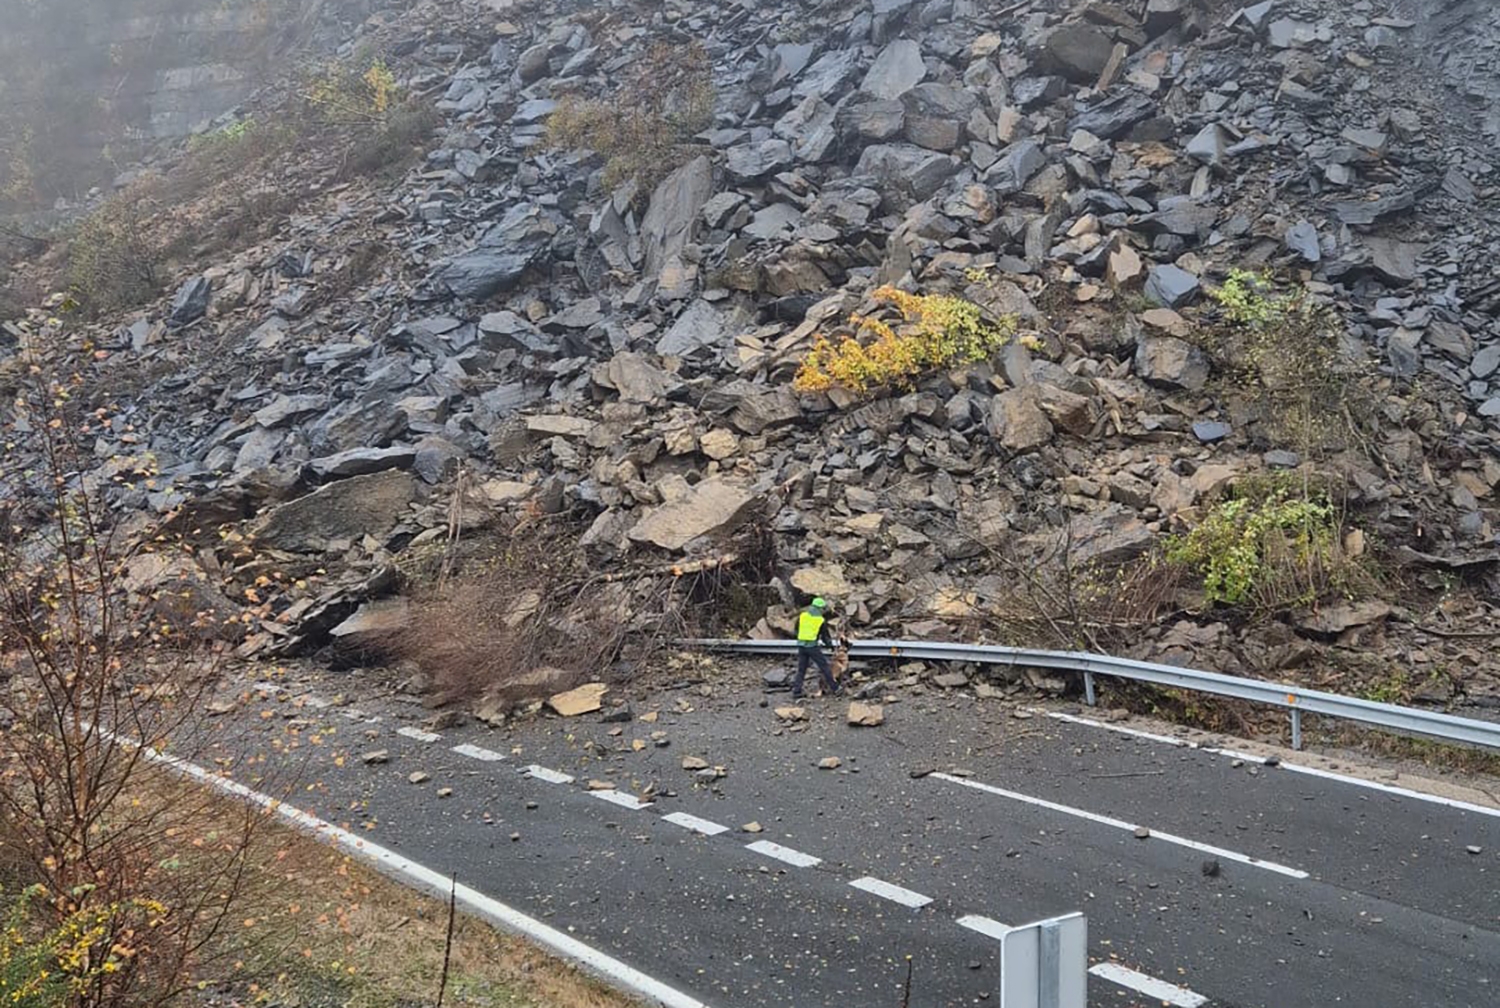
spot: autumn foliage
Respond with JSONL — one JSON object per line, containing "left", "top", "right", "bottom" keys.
{"left": 793, "top": 286, "right": 1021, "bottom": 395}
{"left": 0, "top": 359, "right": 271, "bottom": 1007}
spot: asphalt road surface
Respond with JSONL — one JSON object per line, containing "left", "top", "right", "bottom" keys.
{"left": 205, "top": 672, "right": 1500, "bottom": 1008}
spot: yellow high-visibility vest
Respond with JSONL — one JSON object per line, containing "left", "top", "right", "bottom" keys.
{"left": 797, "top": 610, "right": 825, "bottom": 643}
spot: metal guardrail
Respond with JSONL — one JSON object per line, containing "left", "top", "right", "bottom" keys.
{"left": 678, "top": 637, "right": 1500, "bottom": 752}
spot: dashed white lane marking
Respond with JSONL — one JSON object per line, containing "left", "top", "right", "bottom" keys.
{"left": 452, "top": 743, "right": 506, "bottom": 763}
{"left": 745, "top": 840, "right": 822, "bottom": 868}
{"left": 397, "top": 727, "right": 441, "bottom": 743}
{"left": 590, "top": 789, "right": 652, "bottom": 810}
{"left": 1047, "top": 711, "right": 1500, "bottom": 820}
{"left": 933, "top": 772, "right": 1310, "bottom": 879}
{"left": 661, "top": 812, "right": 730, "bottom": 836}
{"left": 1090, "top": 962, "right": 1208, "bottom": 1008}
{"left": 956, "top": 914, "right": 1013, "bottom": 940}
{"left": 848, "top": 876, "right": 933, "bottom": 909}
{"left": 524, "top": 765, "right": 575, "bottom": 785}
{"left": 113, "top": 734, "right": 710, "bottom": 1008}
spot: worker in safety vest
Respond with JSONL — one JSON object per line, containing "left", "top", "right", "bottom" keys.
{"left": 792, "top": 597, "right": 840, "bottom": 700}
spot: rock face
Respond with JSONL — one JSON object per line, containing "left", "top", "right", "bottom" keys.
{"left": 0, "top": 0, "right": 370, "bottom": 200}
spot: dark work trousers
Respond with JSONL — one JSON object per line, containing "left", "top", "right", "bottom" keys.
{"left": 793, "top": 646, "right": 838, "bottom": 697}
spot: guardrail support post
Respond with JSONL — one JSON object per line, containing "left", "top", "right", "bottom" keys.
{"left": 1083, "top": 672, "right": 1096, "bottom": 707}
{"left": 1290, "top": 708, "right": 1303, "bottom": 751}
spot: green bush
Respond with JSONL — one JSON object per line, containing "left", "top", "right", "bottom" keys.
{"left": 65, "top": 200, "right": 162, "bottom": 316}
{"left": 1166, "top": 491, "right": 1366, "bottom": 612}
{"left": 1202, "top": 270, "right": 1368, "bottom": 459}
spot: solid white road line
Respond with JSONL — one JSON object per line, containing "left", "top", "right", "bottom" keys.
{"left": 1047, "top": 711, "right": 1500, "bottom": 820}
{"left": 744, "top": 840, "right": 822, "bottom": 868}
{"left": 111, "top": 735, "right": 713, "bottom": 1008}
{"left": 524, "top": 765, "right": 575, "bottom": 785}
{"left": 661, "top": 812, "right": 730, "bottom": 836}
{"left": 848, "top": 876, "right": 933, "bottom": 909}
{"left": 1046, "top": 711, "right": 1194, "bottom": 749}
{"left": 956, "top": 914, "right": 1013, "bottom": 940}
{"left": 933, "top": 772, "right": 1310, "bottom": 879}
{"left": 590, "top": 789, "right": 653, "bottom": 810}
{"left": 1090, "top": 962, "right": 1208, "bottom": 1008}
{"left": 396, "top": 727, "right": 441, "bottom": 743}
{"left": 1282, "top": 762, "right": 1500, "bottom": 820}
{"left": 451, "top": 743, "right": 506, "bottom": 762}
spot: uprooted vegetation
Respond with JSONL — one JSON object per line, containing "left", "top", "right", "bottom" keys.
{"left": 377, "top": 506, "right": 779, "bottom": 709}
{"left": 545, "top": 39, "right": 715, "bottom": 193}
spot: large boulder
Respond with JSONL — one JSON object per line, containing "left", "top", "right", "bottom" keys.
{"left": 1144, "top": 265, "right": 1202, "bottom": 308}
{"left": 988, "top": 387, "right": 1054, "bottom": 452}
{"left": 253, "top": 469, "right": 419, "bottom": 552}
{"left": 639, "top": 152, "right": 714, "bottom": 276}
{"left": 854, "top": 144, "right": 960, "bottom": 200}
{"left": 1036, "top": 24, "right": 1116, "bottom": 83}
{"left": 627, "top": 478, "right": 760, "bottom": 551}
{"left": 1135, "top": 334, "right": 1210, "bottom": 391}
{"left": 306, "top": 445, "right": 417, "bottom": 482}
{"left": 860, "top": 39, "right": 926, "bottom": 100}
{"left": 167, "top": 275, "right": 212, "bottom": 328}
{"left": 432, "top": 203, "right": 555, "bottom": 300}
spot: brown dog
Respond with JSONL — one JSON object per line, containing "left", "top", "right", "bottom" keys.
{"left": 829, "top": 637, "right": 851, "bottom": 684}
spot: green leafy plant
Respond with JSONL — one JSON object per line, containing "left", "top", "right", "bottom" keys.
{"left": 1201, "top": 270, "right": 1368, "bottom": 461}
{"left": 1211, "top": 268, "right": 1282, "bottom": 326}
{"left": 794, "top": 285, "right": 1024, "bottom": 394}
{"left": 1, "top": 884, "right": 171, "bottom": 1008}
{"left": 1166, "top": 491, "right": 1364, "bottom": 611}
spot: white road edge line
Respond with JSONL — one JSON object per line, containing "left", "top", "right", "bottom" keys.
{"left": 848, "top": 876, "right": 933, "bottom": 909}
{"left": 1046, "top": 711, "right": 1201, "bottom": 751}
{"left": 451, "top": 743, "right": 506, "bottom": 763}
{"left": 933, "top": 773, "right": 1309, "bottom": 880}
{"left": 1281, "top": 762, "right": 1500, "bottom": 820}
{"left": 1047, "top": 711, "right": 1500, "bottom": 820}
{"left": 590, "top": 789, "right": 653, "bottom": 810}
{"left": 105, "top": 732, "right": 712, "bottom": 1008}
{"left": 524, "top": 765, "right": 575, "bottom": 785}
{"left": 744, "top": 840, "right": 821, "bottom": 868}
{"left": 396, "top": 727, "right": 441, "bottom": 743}
{"left": 661, "top": 812, "right": 730, "bottom": 836}
{"left": 956, "top": 914, "right": 1013, "bottom": 940}
{"left": 1090, "top": 962, "right": 1208, "bottom": 1008}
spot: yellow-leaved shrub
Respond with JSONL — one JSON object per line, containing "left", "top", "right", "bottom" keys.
{"left": 793, "top": 286, "right": 1023, "bottom": 394}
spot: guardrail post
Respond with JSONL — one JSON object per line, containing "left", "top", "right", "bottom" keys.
{"left": 1290, "top": 708, "right": 1303, "bottom": 750}
{"left": 1083, "top": 672, "right": 1096, "bottom": 707}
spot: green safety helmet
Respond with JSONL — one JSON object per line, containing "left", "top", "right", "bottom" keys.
{"left": 811, "top": 597, "right": 827, "bottom": 610}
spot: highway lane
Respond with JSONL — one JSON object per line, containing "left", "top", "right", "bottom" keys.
{"left": 206, "top": 677, "right": 1500, "bottom": 1008}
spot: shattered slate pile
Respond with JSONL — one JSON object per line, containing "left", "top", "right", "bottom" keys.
{"left": 8, "top": 0, "right": 1500, "bottom": 709}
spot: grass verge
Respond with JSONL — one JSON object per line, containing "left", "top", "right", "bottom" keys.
{"left": 216, "top": 814, "right": 645, "bottom": 1008}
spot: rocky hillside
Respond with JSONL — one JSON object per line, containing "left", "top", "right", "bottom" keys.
{"left": 4, "top": 0, "right": 1500, "bottom": 719}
